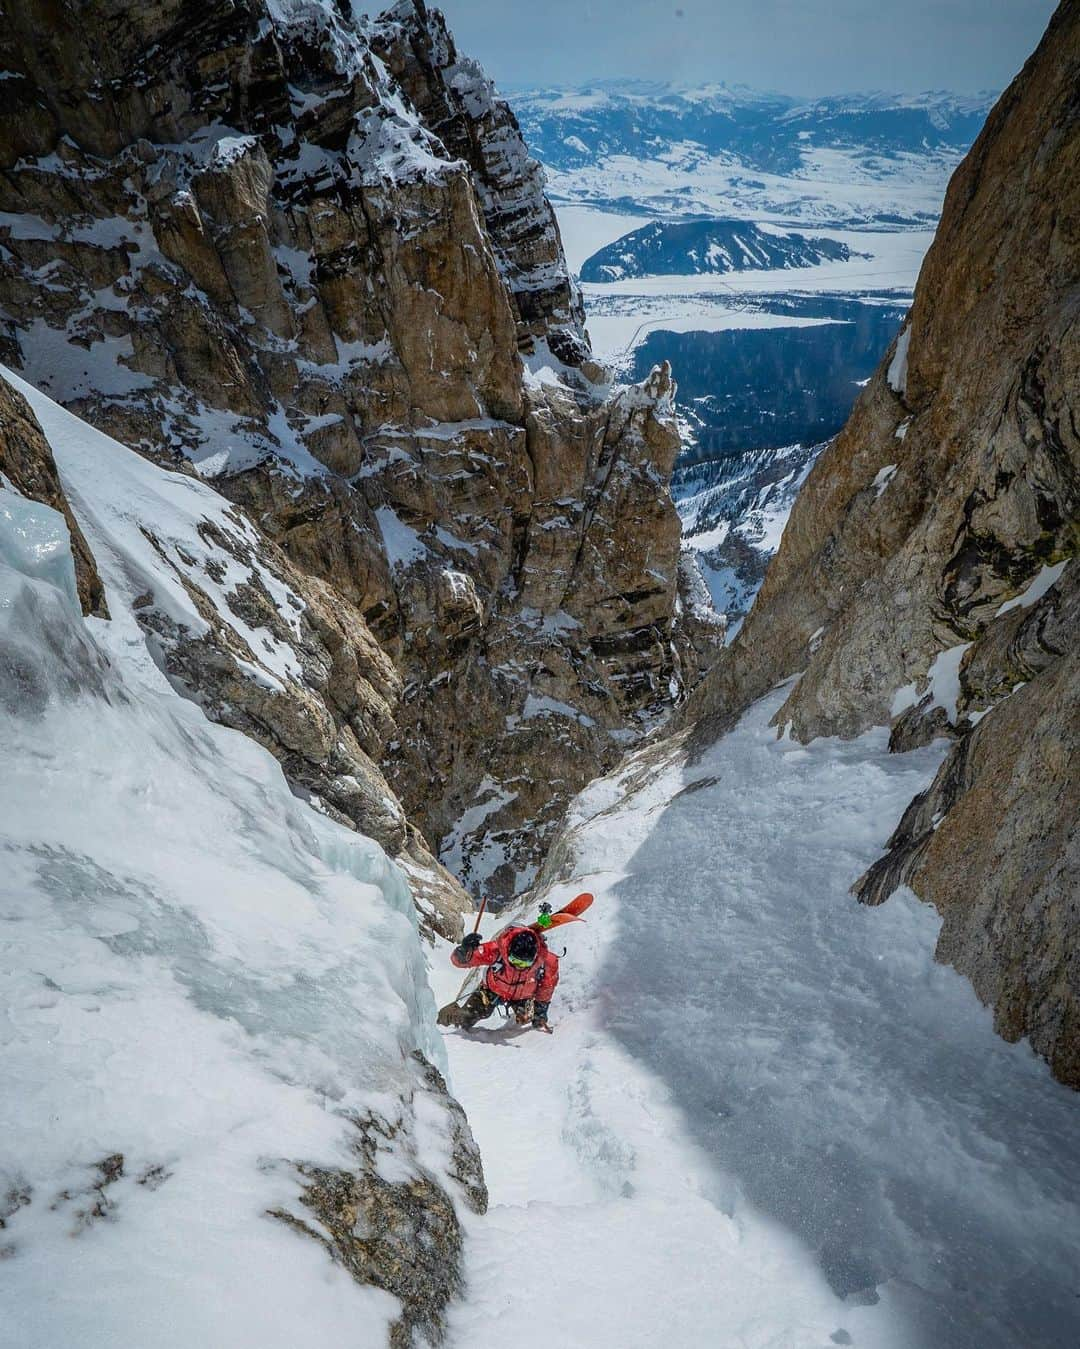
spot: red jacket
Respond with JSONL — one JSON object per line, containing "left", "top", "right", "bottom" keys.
{"left": 452, "top": 925, "right": 559, "bottom": 1004}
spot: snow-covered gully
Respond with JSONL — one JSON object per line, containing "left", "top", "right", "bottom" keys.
{"left": 433, "top": 690, "right": 1080, "bottom": 1349}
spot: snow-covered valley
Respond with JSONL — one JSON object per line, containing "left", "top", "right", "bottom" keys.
{"left": 511, "top": 84, "right": 985, "bottom": 629}
{"left": 433, "top": 688, "right": 1080, "bottom": 1348}
{"left": 511, "top": 85, "right": 994, "bottom": 229}
{"left": 517, "top": 80, "right": 981, "bottom": 383}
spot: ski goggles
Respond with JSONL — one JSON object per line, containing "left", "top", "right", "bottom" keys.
{"left": 507, "top": 955, "right": 533, "bottom": 969}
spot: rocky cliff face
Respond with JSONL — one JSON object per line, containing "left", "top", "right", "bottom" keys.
{"left": 675, "top": 440, "right": 824, "bottom": 630}
{"left": 3, "top": 362, "right": 468, "bottom": 935}
{"left": 684, "top": 0, "right": 1078, "bottom": 1084}
{"left": 0, "top": 0, "right": 708, "bottom": 911}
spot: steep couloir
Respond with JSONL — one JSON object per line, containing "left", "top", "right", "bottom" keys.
{"left": 682, "top": 0, "right": 1079, "bottom": 1084}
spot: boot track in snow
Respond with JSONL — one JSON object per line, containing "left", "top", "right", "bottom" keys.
{"left": 431, "top": 687, "right": 1080, "bottom": 1349}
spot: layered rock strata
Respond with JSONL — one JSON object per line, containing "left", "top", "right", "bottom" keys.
{"left": 0, "top": 0, "right": 707, "bottom": 908}
{"left": 369, "top": 1, "right": 594, "bottom": 370}
{"left": 683, "top": 0, "right": 1079, "bottom": 1083}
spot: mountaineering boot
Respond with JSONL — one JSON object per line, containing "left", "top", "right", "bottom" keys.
{"left": 438, "top": 986, "right": 498, "bottom": 1030}
{"left": 437, "top": 1001, "right": 467, "bottom": 1027}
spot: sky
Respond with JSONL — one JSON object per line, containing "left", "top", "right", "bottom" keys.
{"left": 434, "top": 0, "right": 1057, "bottom": 96}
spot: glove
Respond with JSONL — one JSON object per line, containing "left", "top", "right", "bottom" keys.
{"left": 532, "top": 999, "right": 550, "bottom": 1029}
{"left": 455, "top": 932, "right": 482, "bottom": 960}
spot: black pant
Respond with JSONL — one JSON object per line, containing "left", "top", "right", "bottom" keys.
{"left": 462, "top": 986, "right": 536, "bottom": 1027}
{"left": 437, "top": 986, "right": 532, "bottom": 1029}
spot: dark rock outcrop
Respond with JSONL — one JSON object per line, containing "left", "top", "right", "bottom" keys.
{"left": 580, "top": 218, "right": 860, "bottom": 282}
{"left": 271, "top": 1055, "right": 486, "bottom": 1348}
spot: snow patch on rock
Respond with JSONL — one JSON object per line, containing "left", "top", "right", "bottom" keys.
{"left": 886, "top": 326, "right": 911, "bottom": 395}
{"left": 995, "top": 558, "right": 1070, "bottom": 615}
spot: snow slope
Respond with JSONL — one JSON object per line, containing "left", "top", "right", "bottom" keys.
{"left": 0, "top": 378, "right": 470, "bottom": 1347}
{"left": 434, "top": 686, "right": 1080, "bottom": 1349}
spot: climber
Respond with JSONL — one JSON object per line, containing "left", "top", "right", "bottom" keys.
{"left": 438, "top": 925, "right": 559, "bottom": 1033}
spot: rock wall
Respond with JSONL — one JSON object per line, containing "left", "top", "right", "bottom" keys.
{"left": 0, "top": 0, "right": 710, "bottom": 909}
{"left": 683, "top": 0, "right": 1079, "bottom": 1083}
{"left": 369, "top": 1, "right": 593, "bottom": 370}
{"left": 855, "top": 566, "right": 1079, "bottom": 1086}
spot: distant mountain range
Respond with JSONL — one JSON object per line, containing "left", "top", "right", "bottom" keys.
{"left": 510, "top": 82, "right": 996, "bottom": 227}
{"left": 512, "top": 81, "right": 995, "bottom": 175}
{"left": 508, "top": 80, "right": 994, "bottom": 631}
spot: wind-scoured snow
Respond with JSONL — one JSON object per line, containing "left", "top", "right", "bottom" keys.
{"left": 0, "top": 385, "right": 461, "bottom": 1349}
{"left": 435, "top": 685, "right": 1080, "bottom": 1349}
